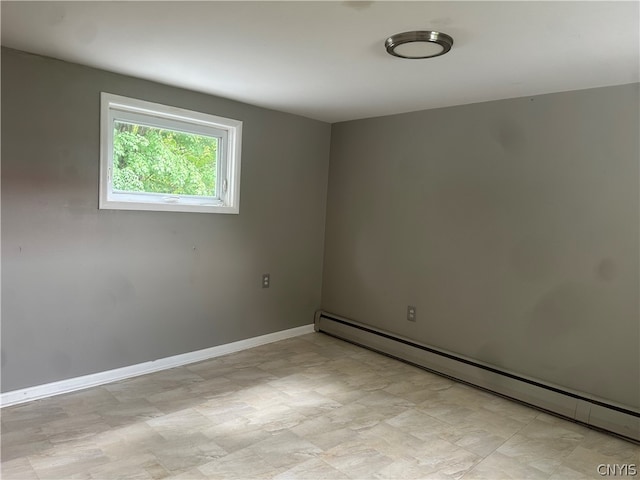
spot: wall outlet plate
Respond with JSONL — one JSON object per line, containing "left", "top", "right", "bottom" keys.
{"left": 407, "top": 305, "right": 416, "bottom": 322}
{"left": 262, "top": 274, "right": 270, "bottom": 288}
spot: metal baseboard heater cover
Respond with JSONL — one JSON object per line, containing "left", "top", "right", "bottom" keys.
{"left": 315, "top": 311, "right": 640, "bottom": 443}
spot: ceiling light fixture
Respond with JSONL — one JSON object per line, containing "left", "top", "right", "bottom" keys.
{"left": 385, "top": 30, "right": 454, "bottom": 59}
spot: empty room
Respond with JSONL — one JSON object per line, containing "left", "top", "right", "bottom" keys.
{"left": 1, "top": 1, "right": 639, "bottom": 479}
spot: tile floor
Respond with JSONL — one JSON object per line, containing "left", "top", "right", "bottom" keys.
{"left": 1, "top": 333, "right": 638, "bottom": 479}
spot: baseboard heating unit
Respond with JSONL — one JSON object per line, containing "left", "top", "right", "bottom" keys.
{"left": 315, "top": 311, "right": 640, "bottom": 443}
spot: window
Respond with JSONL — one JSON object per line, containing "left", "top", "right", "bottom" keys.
{"left": 100, "top": 93, "right": 242, "bottom": 214}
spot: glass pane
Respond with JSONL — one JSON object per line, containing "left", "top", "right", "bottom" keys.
{"left": 112, "top": 121, "right": 218, "bottom": 196}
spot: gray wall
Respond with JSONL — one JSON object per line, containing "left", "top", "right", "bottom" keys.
{"left": 1, "top": 48, "right": 331, "bottom": 392}
{"left": 3, "top": 46, "right": 638, "bottom": 410}
{"left": 322, "top": 84, "right": 640, "bottom": 409}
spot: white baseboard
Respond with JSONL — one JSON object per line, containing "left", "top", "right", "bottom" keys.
{"left": 0, "top": 324, "right": 315, "bottom": 408}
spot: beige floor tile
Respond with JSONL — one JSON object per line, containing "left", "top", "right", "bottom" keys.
{"left": 359, "top": 420, "right": 439, "bottom": 458}
{"left": 463, "top": 408, "right": 532, "bottom": 438}
{"left": 356, "top": 389, "right": 415, "bottom": 409}
{"left": 86, "top": 453, "right": 167, "bottom": 480}
{"left": 375, "top": 458, "right": 447, "bottom": 479}
{"left": 92, "top": 422, "right": 167, "bottom": 458}
{"left": 360, "top": 426, "right": 481, "bottom": 478}
{"left": 0, "top": 457, "right": 40, "bottom": 480}
{"left": 493, "top": 415, "right": 585, "bottom": 474}
{"left": 242, "top": 404, "right": 308, "bottom": 433}
{"left": 438, "top": 424, "right": 509, "bottom": 458}
{"left": 202, "top": 418, "right": 274, "bottom": 453}
{"left": 478, "top": 393, "right": 539, "bottom": 424}
{"left": 273, "top": 457, "right": 349, "bottom": 480}
{"left": 461, "top": 451, "right": 551, "bottom": 479}
{"left": 145, "top": 409, "right": 213, "bottom": 440}
{"left": 314, "top": 380, "right": 370, "bottom": 404}
{"left": 99, "top": 399, "right": 166, "bottom": 427}
{"left": 1, "top": 333, "right": 636, "bottom": 480}
{"left": 1, "top": 403, "right": 68, "bottom": 433}
{"left": 194, "top": 398, "right": 256, "bottom": 422}
{"left": 325, "top": 401, "right": 387, "bottom": 432}
{"left": 386, "top": 408, "right": 451, "bottom": 439}
{"left": 27, "top": 440, "right": 111, "bottom": 479}
{"left": 104, "top": 370, "right": 203, "bottom": 403}
{"left": 560, "top": 444, "right": 640, "bottom": 479}
{"left": 321, "top": 440, "right": 396, "bottom": 478}
{"left": 151, "top": 435, "right": 227, "bottom": 473}
{"left": 1, "top": 427, "right": 54, "bottom": 462}
{"left": 548, "top": 464, "right": 593, "bottom": 480}
{"left": 290, "top": 413, "right": 347, "bottom": 438}
{"left": 196, "top": 446, "right": 284, "bottom": 479}
{"left": 165, "top": 467, "right": 209, "bottom": 479}
{"left": 248, "top": 430, "right": 322, "bottom": 470}
{"left": 576, "top": 428, "right": 640, "bottom": 462}
{"left": 496, "top": 435, "right": 576, "bottom": 475}
{"left": 41, "top": 413, "right": 112, "bottom": 444}
{"left": 301, "top": 425, "right": 359, "bottom": 451}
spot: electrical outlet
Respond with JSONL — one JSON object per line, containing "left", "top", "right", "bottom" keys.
{"left": 407, "top": 305, "right": 416, "bottom": 322}
{"left": 262, "top": 273, "right": 270, "bottom": 288}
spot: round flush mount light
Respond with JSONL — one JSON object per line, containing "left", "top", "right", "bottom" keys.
{"left": 385, "top": 30, "right": 454, "bottom": 59}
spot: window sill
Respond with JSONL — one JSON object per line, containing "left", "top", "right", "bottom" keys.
{"left": 100, "top": 193, "right": 238, "bottom": 214}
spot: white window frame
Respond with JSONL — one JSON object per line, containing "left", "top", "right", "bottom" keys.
{"left": 100, "top": 92, "right": 242, "bottom": 214}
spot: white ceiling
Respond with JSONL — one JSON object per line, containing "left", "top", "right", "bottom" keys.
{"left": 2, "top": 1, "right": 638, "bottom": 123}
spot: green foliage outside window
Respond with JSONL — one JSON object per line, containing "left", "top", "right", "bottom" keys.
{"left": 112, "top": 122, "right": 218, "bottom": 196}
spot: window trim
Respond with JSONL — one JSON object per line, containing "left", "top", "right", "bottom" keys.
{"left": 99, "top": 92, "right": 242, "bottom": 214}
